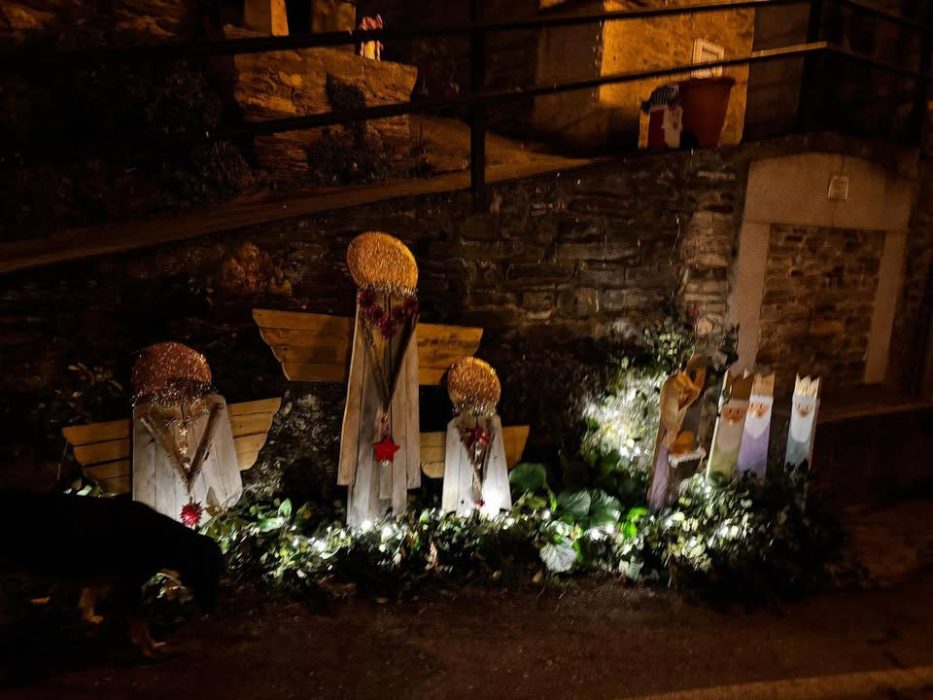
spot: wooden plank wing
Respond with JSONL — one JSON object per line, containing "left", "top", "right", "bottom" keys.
{"left": 420, "top": 425, "right": 530, "bottom": 478}
{"left": 62, "top": 397, "right": 281, "bottom": 494}
{"left": 253, "top": 308, "right": 483, "bottom": 385}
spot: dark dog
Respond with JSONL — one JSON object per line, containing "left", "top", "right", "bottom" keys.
{"left": 0, "top": 490, "right": 223, "bottom": 656}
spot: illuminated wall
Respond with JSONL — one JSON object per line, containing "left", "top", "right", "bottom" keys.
{"left": 532, "top": 0, "right": 754, "bottom": 148}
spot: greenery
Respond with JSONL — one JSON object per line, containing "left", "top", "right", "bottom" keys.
{"left": 202, "top": 467, "right": 843, "bottom": 601}
{"left": 196, "top": 302, "right": 837, "bottom": 602}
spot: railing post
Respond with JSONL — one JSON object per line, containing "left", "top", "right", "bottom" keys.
{"left": 470, "top": 0, "right": 488, "bottom": 211}
{"left": 797, "top": 0, "right": 824, "bottom": 132}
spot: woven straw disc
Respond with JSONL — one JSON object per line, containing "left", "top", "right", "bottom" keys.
{"left": 447, "top": 357, "right": 501, "bottom": 415}
{"left": 346, "top": 232, "right": 418, "bottom": 293}
{"left": 132, "top": 342, "right": 212, "bottom": 401}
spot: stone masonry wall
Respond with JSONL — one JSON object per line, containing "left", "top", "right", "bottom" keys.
{"left": 756, "top": 224, "right": 885, "bottom": 394}
{"left": 0, "top": 149, "right": 741, "bottom": 497}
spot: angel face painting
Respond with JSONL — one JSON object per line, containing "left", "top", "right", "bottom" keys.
{"left": 790, "top": 399, "right": 816, "bottom": 444}
{"left": 785, "top": 376, "right": 820, "bottom": 470}
{"left": 745, "top": 399, "right": 772, "bottom": 440}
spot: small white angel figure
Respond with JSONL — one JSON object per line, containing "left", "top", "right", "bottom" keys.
{"left": 441, "top": 358, "right": 511, "bottom": 517}
{"left": 131, "top": 342, "right": 242, "bottom": 526}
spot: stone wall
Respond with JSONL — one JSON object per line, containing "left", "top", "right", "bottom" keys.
{"left": 756, "top": 224, "right": 885, "bottom": 394}
{"left": 0, "top": 149, "right": 742, "bottom": 497}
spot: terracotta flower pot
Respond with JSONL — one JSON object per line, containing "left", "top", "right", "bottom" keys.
{"left": 679, "top": 77, "right": 735, "bottom": 148}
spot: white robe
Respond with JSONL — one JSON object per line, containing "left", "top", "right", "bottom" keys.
{"left": 441, "top": 414, "right": 511, "bottom": 517}
{"left": 338, "top": 305, "right": 420, "bottom": 526}
{"left": 132, "top": 394, "right": 242, "bottom": 523}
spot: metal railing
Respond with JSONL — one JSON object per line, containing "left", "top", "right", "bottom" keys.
{"left": 0, "top": 0, "right": 929, "bottom": 209}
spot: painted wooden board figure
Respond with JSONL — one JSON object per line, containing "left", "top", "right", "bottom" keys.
{"left": 707, "top": 370, "right": 754, "bottom": 480}
{"left": 441, "top": 358, "right": 511, "bottom": 517}
{"left": 736, "top": 372, "right": 775, "bottom": 480}
{"left": 785, "top": 375, "right": 821, "bottom": 471}
{"left": 647, "top": 356, "right": 707, "bottom": 512}
{"left": 338, "top": 232, "right": 421, "bottom": 526}
{"left": 131, "top": 343, "right": 242, "bottom": 526}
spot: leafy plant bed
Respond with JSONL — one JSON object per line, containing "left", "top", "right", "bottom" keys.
{"left": 204, "top": 470, "right": 849, "bottom": 603}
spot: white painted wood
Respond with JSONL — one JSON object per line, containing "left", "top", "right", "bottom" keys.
{"left": 404, "top": 327, "right": 421, "bottom": 490}
{"left": 132, "top": 396, "right": 242, "bottom": 523}
{"left": 441, "top": 415, "right": 511, "bottom": 517}
{"left": 441, "top": 418, "right": 464, "bottom": 514}
{"left": 347, "top": 334, "right": 386, "bottom": 526}
{"left": 342, "top": 302, "right": 421, "bottom": 526}
{"left": 338, "top": 304, "right": 366, "bottom": 486}
{"left": 481, "top": 416, "right": 512, "bottom": 516}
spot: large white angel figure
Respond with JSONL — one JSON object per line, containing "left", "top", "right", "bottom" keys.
{"left": 441, "top": 358, "right": 511, "bottom": 517}
{"left": 131, "top": 342, "right": 242, "bottom": 526}
{"left": 338, "top": 232, "right": 421, "bottom": 526}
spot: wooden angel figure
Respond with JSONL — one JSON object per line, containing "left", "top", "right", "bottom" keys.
{"left": 131, "top": 342, "right": 242, "bottom": 526}
{"left": 785, "top": 375, "right": 820, "bottom": 471}
{"left": 338, "top": 232, "right": 421, "bottom": 526}
{"left": 647, "top": 356, "right": 707, "bottom": 512}
{"left": 441, "top": 358, "right": 511, "bottom": 517}
{"left": 707, "top": 370, "right": 754, "bottom": 479}
{"left": 735, "top": 373, "right": 775, "bottom": 480}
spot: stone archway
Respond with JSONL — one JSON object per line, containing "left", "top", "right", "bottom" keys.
{"left": 729, "top": 152, "right": 916, "bottom": 393}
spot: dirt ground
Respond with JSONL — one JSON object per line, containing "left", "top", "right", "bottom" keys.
{"left": 3, "top": 500, "right": 933, "bottom": 699}
{"left": 1, "top": 569, "right": 932, "bottom": 700}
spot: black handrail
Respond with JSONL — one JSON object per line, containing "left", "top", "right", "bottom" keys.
{"left": 0, "top": 0, "right": 817, "bottom": 73}
{"left": 0, "top": 0, "right": 929, "bottom": 208}
{"left": 3, "top": 42, "right": 832, "bottom": 163}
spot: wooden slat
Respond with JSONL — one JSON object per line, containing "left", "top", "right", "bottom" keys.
{"left": 84, "top": 459, "right": 130, "bottom": 481}
{"left": 234, "top": 433, "right": 267, "bottom": 455}
{"left": 420, "top": 425, "right": 530, "bottom": 478}
{"left": 229, "top": 413, "right": 277, "bottom": 437}
{"left": 64, "top": 397, "right": 281, "bottom": 479}
{"left": 502, "top": 425, "right": 531, "bottom": 468}
{"left": 260, "top": 327, "right": 353, "bottom": 352}
{"left": 419, "top": 431, "right": 446, "bottom": 463}
{"left": 255, "top": 309, "right": 483, "bottom": 385}
{"left": 228, "top": 397, "right": 282, "bottom": 417}
{"left": 73, "top": 439, "right": 130, "bottom": 465}
{"left": 99, "top": 475, "right": 131, "bottom": 495}
{"left": 236, "top": 450, "right": 260, "bottom": 470}
{"left": 273, "top": 344, "right": 353, "bottom": 366}
{"left": 283, "top": 362, "right": 350, "bottom": 383}
{"left": 61, "top": 419, "right": 130, "bottom": 447}
{"left": 253, "top": 309, "right": 354, "bottom": 333}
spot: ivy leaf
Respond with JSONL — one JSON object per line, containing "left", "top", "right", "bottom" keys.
{"left": 258, "top": 516, "right": 285, "bottom": 532}
{"left": 509, "top": 462, "right": 548, "bottom": 493}
{"left": 557, "top": 490, "right": 591, "bottom": 519}
{"left": 588, "top": 490, "right": 622, "bottom": 526}
{"left": 540, "top": 540, "right": 577, "bottom": 573}
{"left": 278, "top": 499, "right": 293, "bottom": 519}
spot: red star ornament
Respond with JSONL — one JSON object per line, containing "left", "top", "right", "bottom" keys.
{"left": 373, "top": 435, "right": 401, "bottom": 464}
